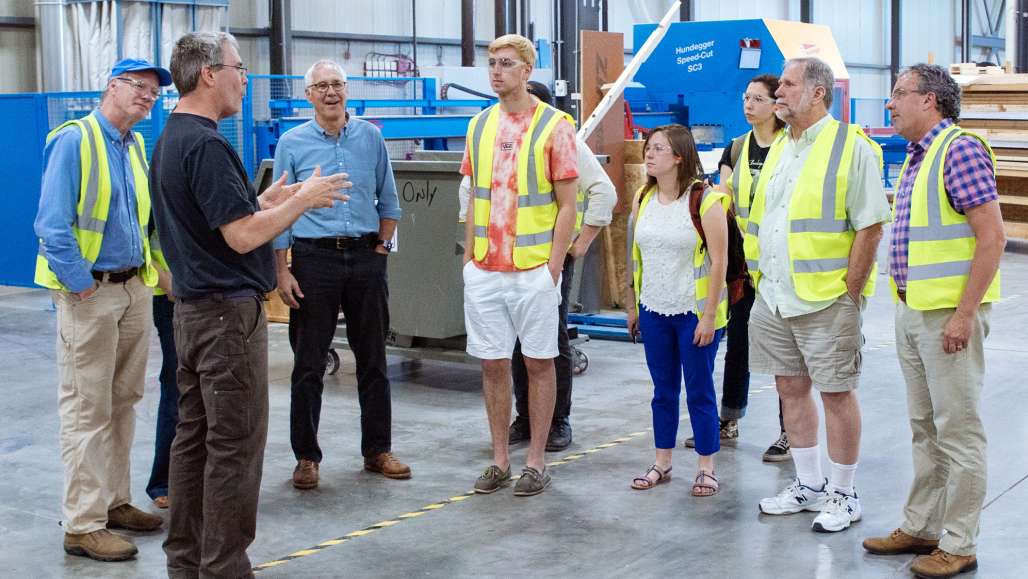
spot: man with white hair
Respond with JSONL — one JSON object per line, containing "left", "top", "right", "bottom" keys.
{"left": 273, "top": 59, "right": 408, "bottom": 490}
{"left": 745, "top": 57, "right": 890, "bottom": 533}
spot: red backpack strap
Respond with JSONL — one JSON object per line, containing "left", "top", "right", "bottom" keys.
{"left": 688, "top": 181, "right": 707, "bottom": 247}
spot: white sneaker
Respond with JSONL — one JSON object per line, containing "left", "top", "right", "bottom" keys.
{"left": 758, "top": 478, "right": 829, "bottom": 515}
{"left": 812, "top": 489, "right": 861, "bottom": 533}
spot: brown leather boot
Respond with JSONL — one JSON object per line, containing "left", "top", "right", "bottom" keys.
{"left": 911, "top": 549, "right": 978, "bottom": 579}
{"left": 107, "top": 504, "right": 163, "bottom": 532}
{"left": 64, "top": 529, "right": 138, "bottom": 562}
{"left": 863, "top": 528, "right": 939, "bottom": 555}
{"left": 292, "top": 459, "right": 319, "bottom": 489}
{"left": 364, "top": 452, "right": 411, "bottom": 479}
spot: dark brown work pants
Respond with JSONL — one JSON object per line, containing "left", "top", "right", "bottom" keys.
{"left": 164, "top": 294, "right": 268, "bottom": 579}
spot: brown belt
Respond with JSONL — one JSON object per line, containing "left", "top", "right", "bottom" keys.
{"left": 896, "top": 290, "right": 907, "bottom": 303}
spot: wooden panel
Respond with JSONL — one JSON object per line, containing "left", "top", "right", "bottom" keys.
{"left": 264, "top": 293, "right": 290, "bottom": 324}
{"left": 998, "top": 176, "right": 1028, "bottom": 197}
{"left": 580, "top": 30, "right": 626, "bottom": 211}
{"left": 1004, "top": 220, "right": 1028, "bottom": 239}
{"left": 581, "top": 30, "right": 627, "bottom": 308}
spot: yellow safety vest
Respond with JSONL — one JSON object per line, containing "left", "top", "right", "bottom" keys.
{"left": 149, "top": 228, "right": 170, "bottom": 296}
{"left": 34, "top": 115, "right": 158, "bottom": 290}
{"left": 891, "top": 124, "right": 1000, "bottom": 309}
{"left": 744, "top": 120, "right": 882, "bottom": 302}
{"left": 466, "top": 101, "right": 575, "bottom": 268}
{"left": 630, "top": 182, "right": 730, "bottom": 329}
{"left": 727, "top": 128, "right": 784, "bottom": 237}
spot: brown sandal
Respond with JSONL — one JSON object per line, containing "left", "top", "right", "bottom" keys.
{"left": 631, "top": 464, "right": 672, "bottom": 490}
{"left": 691, "top": 470, "right": 719, "bottom": 497}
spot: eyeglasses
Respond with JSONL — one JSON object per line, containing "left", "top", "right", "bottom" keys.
{"left": 644, "top": 143, "right": 671, "bottom": 154}
{"left": 308, "top": 81, "right": 346, "bottom": 94}
{"left": 742, "top": 93, "right": 772, "bottom": 104}
{"left": 214, "top": 63, "right": 248, "bottom": 76}
{"left": 488, "top": 57, "right": 526, "bottom": 70}
{"left": 890, "top": 88, "right": 925, "bottom": 100}
{"left": 114, "top": 77, "right": 160, "bottom": 99}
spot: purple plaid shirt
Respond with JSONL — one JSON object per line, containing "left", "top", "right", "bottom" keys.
{"left": 889, "top": 119, "right": 998, "bottom": 290}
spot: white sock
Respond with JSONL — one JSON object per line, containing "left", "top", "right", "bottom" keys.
{"left": 791, "top": 445, "right": 824, "bottom": 489}
{"left": 829, "top": 461, "right": 858, "bottom": 495}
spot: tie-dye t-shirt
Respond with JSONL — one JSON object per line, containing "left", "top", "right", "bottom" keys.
{"left": 460, "top": 107, "right": 579, "bottom": 271}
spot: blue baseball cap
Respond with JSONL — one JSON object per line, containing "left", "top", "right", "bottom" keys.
{"left": 110, "top": 58, "right": 173, "bottom": 87}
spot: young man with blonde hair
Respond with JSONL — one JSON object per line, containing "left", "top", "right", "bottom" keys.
{"left": 461, "top": 34, "right": 579, "bottom": 496}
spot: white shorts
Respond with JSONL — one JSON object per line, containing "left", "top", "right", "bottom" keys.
{"left": 463, "top": 262, "right": 561, "bottom": 360}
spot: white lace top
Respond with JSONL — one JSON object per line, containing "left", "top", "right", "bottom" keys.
{"left": 635, "top": 193, "right": 697, "bottom": 316}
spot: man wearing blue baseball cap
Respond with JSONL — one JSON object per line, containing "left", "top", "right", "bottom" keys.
{"left": 34, "top": 56, "right": 173, "bottom": 563}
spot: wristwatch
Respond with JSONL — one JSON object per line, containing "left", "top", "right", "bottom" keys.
{"left": 376, "top": 238, "right": 394, "bottom": 251}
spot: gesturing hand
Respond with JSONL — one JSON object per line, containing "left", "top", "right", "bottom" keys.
{"left": 258, "top": 172, "right": 303, "bottom": 210}
{"left": 296, "top": 166, "right": 352, "bottom": 209}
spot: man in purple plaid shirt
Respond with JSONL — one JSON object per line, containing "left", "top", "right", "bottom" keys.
{"left": 863, "top": 64, "right": 1005, "bottom": 579}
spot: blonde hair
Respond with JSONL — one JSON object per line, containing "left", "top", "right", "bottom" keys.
{"left": 488, "top": 34, "right": 536, "bottom": 68}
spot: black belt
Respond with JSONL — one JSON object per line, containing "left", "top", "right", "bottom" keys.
{"left": 92, "top": 268, "right": 138, "bottom": 283}
{"left": 295, "top": 235, "right": 376, "bottom": 250}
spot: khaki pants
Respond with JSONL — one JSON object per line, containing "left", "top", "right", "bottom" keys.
{"left": 54, "top": 276, "right": 152, "bottom": 534}
{"left": 896, "top": 302, "right": 990, "bottom": 556}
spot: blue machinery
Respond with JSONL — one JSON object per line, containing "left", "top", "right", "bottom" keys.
{"left": 2, "top": 20, "right": 911, "bottom": 288}
{"left": 0, "top": 74, "right": 493, "bottom": 287}
{"left": 253, "top": 75, "right": 494, "bottom": 166}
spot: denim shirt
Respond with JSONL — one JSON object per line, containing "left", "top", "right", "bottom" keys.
{"left": 272, "top": 116, "right": 401, "bottom": 249}
{"left": 34, "top": 110, "right": 144, "bottom": 292}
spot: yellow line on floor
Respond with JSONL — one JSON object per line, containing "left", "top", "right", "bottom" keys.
{"left": 252, "top": 429, "right": 651, "bottom": 573}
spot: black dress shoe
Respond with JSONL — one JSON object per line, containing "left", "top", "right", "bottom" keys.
{"left": 545, "top": 417, "right": 572, "bottom": 452}
{"left": 508, "top": 415, "right": 530, "bottom": 445}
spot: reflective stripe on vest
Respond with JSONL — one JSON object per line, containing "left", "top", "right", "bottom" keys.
{"left": 629, "top": 182, "right": 729, "bottom": 329}
{"left": 467, "top": 102, "right": 572, "bottom": 268}
{"left": 744, "top": 120, "right": 881, "bottom": 301}
{"left": 150, "top": 228, "right": 170, "bottom": 296}
{"left": 895, "top": 125, "right": 1000, "bottom": 309}
{"left": 34, "top": 114, "right": 157, "bottom": 291}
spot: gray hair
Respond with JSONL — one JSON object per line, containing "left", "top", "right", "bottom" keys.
{"left": 787, "top": 57, "right": 835, "bottom": 109}
{"left": 905, "top": 63, "right": 961, "bottom": 122}
{"left": 170, "top": 31, "right": 239, "bottom": 96}
{"left": 304, "top": 59, "right": 347, "bottom": 87}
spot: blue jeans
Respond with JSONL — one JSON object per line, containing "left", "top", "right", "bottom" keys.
{"left": 639, "top": 305, "right": 724, "bottom": 455}
{"left": 147, "top": 294, "right": 178, "bottom": 499}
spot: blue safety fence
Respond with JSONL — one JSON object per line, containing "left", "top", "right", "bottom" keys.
{"left": 33, "top": 75, "right": 463, "bottom": 178}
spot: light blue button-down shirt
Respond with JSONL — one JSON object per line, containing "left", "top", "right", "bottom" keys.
{"left": 34, "top": 110, "right": 144, "bottom": 293}
{"left": 272, "top": 116, "right": 401, "bottom": 249}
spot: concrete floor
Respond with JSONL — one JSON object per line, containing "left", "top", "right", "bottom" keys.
{"left": 1, "top": 248, "right": 1027, "bottom": 579}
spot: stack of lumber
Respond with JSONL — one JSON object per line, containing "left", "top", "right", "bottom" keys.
{"left": 950, "top": 62, "right": 1007, "bottom": 76}
{"left": 958, "top": 73, "right": 1028, "bottom": 239}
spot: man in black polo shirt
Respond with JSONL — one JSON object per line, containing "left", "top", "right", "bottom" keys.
{"left": 151, "top": 32, "right": 349, "bottom": 578}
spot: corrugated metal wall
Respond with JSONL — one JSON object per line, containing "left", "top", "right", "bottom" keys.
{"left": 0, "top": 0, "right": 1013, "bottom": 101}
{"left": 0, "top": 0, "right": 36, "bottom": 93}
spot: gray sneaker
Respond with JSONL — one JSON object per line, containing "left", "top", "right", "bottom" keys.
{"left": 513, "top": 466, "right": 551, "bottom": 497}
{"left": 473, "top": 465, "right": 512, "bottom": 494}
{"left": 684, "top": 419, "right": 739, "bottom": 448}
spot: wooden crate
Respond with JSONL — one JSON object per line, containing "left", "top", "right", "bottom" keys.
{"left": 264, "top": 292, "right": 290, "bottom": 324}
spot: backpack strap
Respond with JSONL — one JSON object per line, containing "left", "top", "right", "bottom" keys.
{"left": 688, "top": 181, "right": 707, "bottom": 249}
{"left": 730, "top": 134, "right": 745, "bottom": 169}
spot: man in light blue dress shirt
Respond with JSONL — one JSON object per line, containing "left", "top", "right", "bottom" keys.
{"left": 273, "top": 59, "right": 408, "bottom": 489}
